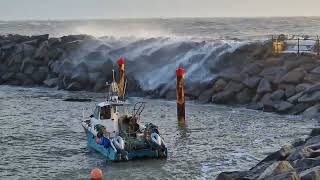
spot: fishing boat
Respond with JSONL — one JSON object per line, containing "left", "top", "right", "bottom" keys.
{"left": 81, "top": 71, "right": 167, "bottom": 161}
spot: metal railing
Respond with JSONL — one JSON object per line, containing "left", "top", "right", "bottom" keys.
{"left": 272, "top": 35, "right": 320, "bottom": 55}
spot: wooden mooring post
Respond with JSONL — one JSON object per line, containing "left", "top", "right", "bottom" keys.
{"left": 117, "top": 57, "right": 126, "bottom": 100}
{"left": 176, "top": 68, "right": 185, "bottom": 123}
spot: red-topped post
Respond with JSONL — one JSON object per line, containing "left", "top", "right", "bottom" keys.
{"left": 176, "top": 68, "right": 185, "bottom": 123}
{"left": 117, "top": 57, "right": 126, "bottom": 100}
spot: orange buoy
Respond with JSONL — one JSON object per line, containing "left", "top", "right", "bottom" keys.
{"left": 91, "top": 168, "right": 103, "bottom": 180}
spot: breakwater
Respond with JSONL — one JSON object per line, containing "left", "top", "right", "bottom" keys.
{"left": 0, "top": 34, "right": 320, "bottom": 117}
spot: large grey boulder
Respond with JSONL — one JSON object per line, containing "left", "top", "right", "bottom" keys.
{"left": 280, "top": 69, "right": 305, "bottom": 84}
{"left": 62, "top": 40, "right": 83, "bottom": 53}
{"left": 296, "top": 83, "right": 313, "bottom": 93}
{"left": 22, "top": 39, "right": 38, "bottom": 46}
{"left": 71, "top": 72, "right": 89, "bottom": 85}
{"left": 20, "top": 57, "right": 41, "bottom": 72}
{"left": 304, "top": 73, "right": 320, "bottom": 84}
{"left": 257, "top": 144, "right": 294, "bottom": 164}
{"left": 88, "top": 72, "right": 100, "bottom": 83}
{"left": 287, "top": 147, "right": 313, "bottom": 162}
{"left": 15, "top": 72, "right": 28, "bottom": 82}
{"left": 302, "top": 105, "right": 320, "bottom": 119}
{"left": 243, "top": 76, "right": 261, "bottom": 89}
{"left": 1, "top": 72, "right": 14, "bottom": 81}
{"left": 0, "top": 41, "right": 15, "bottom": 51}
{"left": 279, "top": 84, "right": 296, "bottom": 98}
{"left": 305, "top": 84, "right": 320, "bottom": 94}
{"left": 212, "top": 91, "right": 235, "bottom": 104}
{"left": 0, "top": 51, "right": 4, "bottom": 63}
{"left": 236, "top": 88, "right": 253, "bottom": 104}
{"left": 0, "top": 64, "right": 6, "bottom": 77}
{"left": 299, "top": 166, "right": 320, "bottom": 180}
{"left": 283, "top": 59, "right": 307, "bottom": 71}
{"left": 85, "top": 51, "right": 106, "bottom": 61}
{"left": 59, "top": 59, "right": 74, "bottom": 76}
{"left": 257, "top": 161, "right": 295, "bottom": 179}
{"left": 300, "top": 62, "right": 320, "bottom": 72}
{"left": 48, "top": 47, "right": 63, "bottom": 60}
{"left": 311, "top": 66, "right": 320, "bottom": 74}
{"left": 294, "top": 158, "right": 320, "bottom": 172}
{"left": 98, "top": 59, "right": 114, "bottom": 79}
{"left": 289, "top": 103, "right": 311, "bottom": 115}
{"left": 270, "top": 89, "right": 285, "bottom": 101}
{"left": 260, "top": 66, "right": 287, "bottom": 83}
{"left": 185, "top": 82, "right": 209, "bottom": 97}
{"left": 31, "top": 34, "right": 49, "bottom": 44}
{"left": 93, "top": 80, "right": 107, "bottom": 92}
{"left": 43, "top": 78, "right": 58, "bottom": 87}
{"left": 299, "top": 92, "right": 320, "bottom": 103}
{"left": 61, "top": 34, "right": 92, "bottom": 43}
{"left": 7, "top": 53, "right": 22, "bottom": 66}
{"left": 31, "top": 68, "right": 47, "bottom": 84}
{"left": 218, "top": 68, "right": 246, "bottom": 82}
{"left": 213, "top": 78, "right": 227, "bottom": 92}
{"left": 34, "top": 41, "right": 49, "bottom": 62}
{"left": 305, "top": 135, "right": 320, "bottom": 146}
{"left": 225, "top": 81, "right": 244, "bottom": 93}
{"left": 310, "top": 128, "right": 320, "bottom": 138}
{"left": 241, "top": 62, "right": 263, "bottom": 75}
{"left": 288, "top": 92, "right": 305, "bottom": 103}
{"left": 264, "top": 171, "right": 299, "bottom": 180}
{"left": 22, "top": 78, "right": 34, "bottom": 86}
{"left": 260, "top": 93, "right": 272, "bottom": 105}
{"left": 261, "top": 57, "right": 283, "bottom": 68}
{"left": 260, "top": 93, "right": 275, "bottom": 111}
{"left": 22, "top": 43, "right": 36, "bottom": 57}
{"left": 48, "top": 37, "right": 61, "bottom": 47}
{"left": 23, "top": 64, "right": 35, "bottom": 75}
{"left": 14, "top": 42, "right": 34, "bottom": 55}
{"left": 215, "top": 171, "right": 247, "bottom": 180}
{"left": 198, "top": 88, "right": 214, "bottom": 103}
{"left": 247, "top": 102, "right": 264, "bottom": 110}
{"left": 257, "top": 78, "right": 272, "bottom": 94}
{"left": 274, "top": 101, "right": 294, "bottom": 112}
{"left": 212, "top": 81, "right": 243, "bottom": 103}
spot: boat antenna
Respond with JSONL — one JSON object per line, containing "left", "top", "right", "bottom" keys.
{"left": 112, "top": 69, "right": 115, "bottom": 82}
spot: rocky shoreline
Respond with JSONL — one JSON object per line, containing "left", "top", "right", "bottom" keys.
{"left": 0, "top": 34, "right": 141, "bottom": 93}
{"left": 209, "top": 53, "right": 320, "bottom": 119}
{"left": 216, "top": 128, "right": 320, "bottom": 180}
{"left": 0, "top": 34, "right": 320, "bottom": 118}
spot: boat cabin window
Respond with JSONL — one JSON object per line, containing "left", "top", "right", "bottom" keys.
{"left": 93, "top": 107, "right": 100, "bottom": 119}
{"left": 100, "top": 106, "right": 111, "bottom": 119}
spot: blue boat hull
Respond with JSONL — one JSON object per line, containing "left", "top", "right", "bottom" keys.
{"left": 85, "top": 129, "right": 167, "bottom": 161}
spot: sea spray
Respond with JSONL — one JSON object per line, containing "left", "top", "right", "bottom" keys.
{"left": 0, "top": 33, "right": 268, "bottom": 97}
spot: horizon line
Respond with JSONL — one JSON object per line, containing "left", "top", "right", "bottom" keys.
{"left": 0, "top": 15, "right": 319, "bottom": 22}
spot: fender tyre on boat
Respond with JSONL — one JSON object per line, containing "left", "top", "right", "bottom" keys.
{"left": 158, "top": 148, "right": 167, "bottom": 158}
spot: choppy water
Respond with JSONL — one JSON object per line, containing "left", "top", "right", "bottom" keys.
{"left": 1, "top": 17, "right": 320, "bottom": 40}
{"left": 0, "top": 85, "right": 316, "bottom": 179}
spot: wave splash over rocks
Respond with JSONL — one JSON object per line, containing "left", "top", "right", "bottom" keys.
{"left": 0, "top": 34, "right": 260, "bottom": 98}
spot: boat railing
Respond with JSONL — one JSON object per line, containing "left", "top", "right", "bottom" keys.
{"left": 132, "top": 102, "right": 146, "bottom": 121}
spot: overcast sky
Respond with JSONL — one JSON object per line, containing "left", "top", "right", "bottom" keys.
{"left": 1, "top": 0, "right": 320, "bottom": 20}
